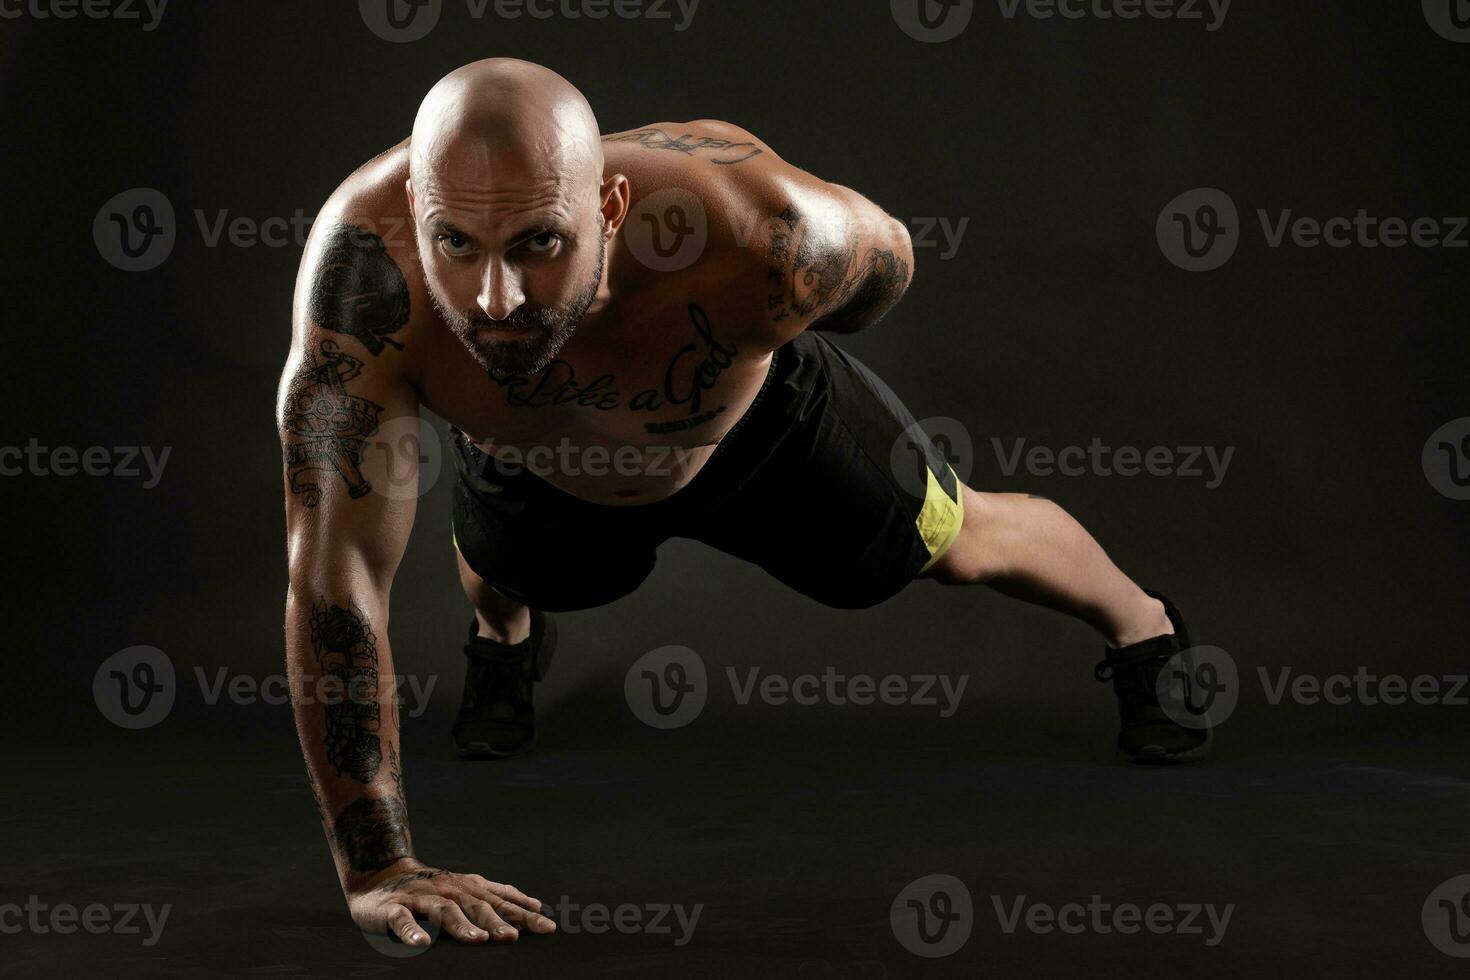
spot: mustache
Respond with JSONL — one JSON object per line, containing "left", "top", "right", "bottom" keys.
{"left": 462, "top": 305, "right": 561, "bottom": 333}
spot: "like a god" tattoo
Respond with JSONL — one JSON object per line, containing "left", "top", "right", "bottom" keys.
{"left": 491, "top": 303, "right": 738, "bottom": 432}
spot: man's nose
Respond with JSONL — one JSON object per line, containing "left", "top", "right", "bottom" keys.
{"left": 477, "top": 261, "right": 525, "bottom": 321}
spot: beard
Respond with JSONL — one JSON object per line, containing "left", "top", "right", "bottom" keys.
{"left": 431, "top": 236, "right": 605, "bottom": 379}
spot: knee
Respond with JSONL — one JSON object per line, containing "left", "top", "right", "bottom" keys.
{"left": 922, "top": 487, "right": 1011, "bottom": 586}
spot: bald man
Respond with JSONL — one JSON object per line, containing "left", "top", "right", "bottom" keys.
{"left": 278, "top": 58, "right": 1212, "bottom": 946}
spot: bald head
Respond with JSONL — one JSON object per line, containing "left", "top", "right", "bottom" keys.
{"left": 406, "top": 59, "right": 626, "bottom": 378}
{"left": 409, "top": 58, "right": 603, "bottom": 195}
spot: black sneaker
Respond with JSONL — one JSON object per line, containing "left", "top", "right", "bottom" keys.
{"left": 1093, "top": 590, "right": 1213, "bottom": 764}
{"left": 453, "top": 610, "right": 558, "bottom": 759}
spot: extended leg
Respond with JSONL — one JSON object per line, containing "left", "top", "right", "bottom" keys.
{"left": 920, "top": 487, "right": 1171, "bottom": 648}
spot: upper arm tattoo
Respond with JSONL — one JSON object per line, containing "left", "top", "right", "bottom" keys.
{"left": 308, "top": 224, "right": 411, "bottom": 356}
{"left": 766, "top": 205, "right": 910, "bottom": 332}
{"left": 603, "top": 128, "right": 764, "bottom": 166}
{"left": 281, "top": 340, "right": 383, "bottom": 507}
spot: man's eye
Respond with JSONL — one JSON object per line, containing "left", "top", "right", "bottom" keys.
{"left": 437, "top": 233, "right": 471, "bottom": 256}
{"left": 524, "top": 232, "right": 559, "bottom": 254}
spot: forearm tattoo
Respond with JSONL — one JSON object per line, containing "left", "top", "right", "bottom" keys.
{"left": 603, "top": 128, "right": 764, "bottom": 166}
{"left": 767, "top": 205, "right": 910, "bottom": 332}
{"left": 281, "top": 340, "right": 383, "bottom": 506}
{"left": 333, "top": 795, "right": 412, "bottom": 875}
{"left": 308, "top": 224, "right": 410, "bottom": 356}
{"left": 331, "top": 740, "right": 413, "bottom": 875}
{"left": 310, "top": 599, "right": 382, "bottom": 784}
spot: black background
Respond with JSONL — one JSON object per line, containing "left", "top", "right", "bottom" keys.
{"left": 3, "top": 1, "right": 1468, "bottom": 977}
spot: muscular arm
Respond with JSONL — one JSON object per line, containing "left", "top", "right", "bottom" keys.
{"left": 278, "top": 205, "right": 553, "bottom": 945}
{"left": 279, "top": 218, "right": 420, "bottom": 894}
{"left": 762, "top": 189, "right": 914, "bottom": 337}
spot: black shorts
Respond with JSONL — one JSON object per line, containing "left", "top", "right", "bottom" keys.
{"left": 450, "top": 330, "right": 964, "bottom": 612}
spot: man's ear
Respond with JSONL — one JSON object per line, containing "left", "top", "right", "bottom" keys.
{"left": 598, "top": 174, "right": 630, "bottom": 240}
{"left": 405, "top": 178, "right": 417, "bottom": 221}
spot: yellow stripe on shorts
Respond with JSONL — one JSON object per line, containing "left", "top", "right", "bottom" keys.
{"left": 916, "top": 464, "right": 965, "bottom": 572}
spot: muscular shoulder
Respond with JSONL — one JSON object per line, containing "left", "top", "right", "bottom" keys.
{"left": 287, "top": 142, "right": 431, "bottom": 378}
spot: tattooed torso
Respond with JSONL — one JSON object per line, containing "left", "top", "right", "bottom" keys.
{"left": 284, "top": 121, "right": 908, "bottom": 507}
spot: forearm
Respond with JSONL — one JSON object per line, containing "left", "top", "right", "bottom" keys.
{"left": 286, "top": 580, "right": 417, "bottom": 892}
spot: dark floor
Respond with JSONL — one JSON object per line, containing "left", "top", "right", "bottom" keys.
{"left": 8, "top": 687, "right": 1469, "bottom": 979}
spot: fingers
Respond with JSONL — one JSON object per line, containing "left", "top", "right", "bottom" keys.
{"left": 489, "top": 896, "right": 558, "bottom": 934}
{"left": 383, "top": 904, "right": 431, "bottom": 947}
{"left": 462, "top": 898, "right": 522, "bottom": 941}
{"left": 407, "top": 895, "right": 493, "bottom": 945}
{"left": 467, "top": 877, "right": 557, "bottom": 934}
